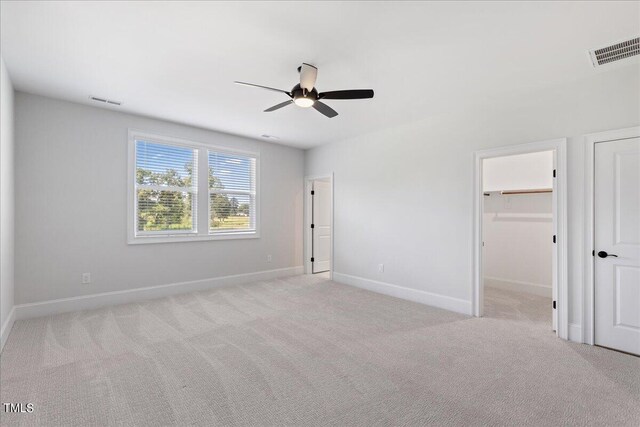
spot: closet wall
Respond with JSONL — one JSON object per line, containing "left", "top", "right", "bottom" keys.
{"left": 483, "top": 151, "right": 553, "bottom": 297}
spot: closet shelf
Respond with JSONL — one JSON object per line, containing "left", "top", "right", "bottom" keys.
{"left": 500, "top": 188, "right": 552, "bottom": 195}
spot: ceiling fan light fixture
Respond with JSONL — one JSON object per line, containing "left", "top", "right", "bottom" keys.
{"left": 293, "top": 96, "right": 315, "bottom": 108}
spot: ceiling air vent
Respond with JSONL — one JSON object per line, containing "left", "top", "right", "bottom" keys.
{"left": 89, "top": 96, "right": 122, "bottom": 106}
{"left": 589, "top": 37, "right": 639, "bottom": 67}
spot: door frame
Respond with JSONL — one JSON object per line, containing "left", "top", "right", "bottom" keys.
{"left": 583, "top": 126, "right": 640, "bottom": 346}
{"left": 473, "top": 138, "right": 568, "bottom": 340}
{"left": 304, "top": 173, "right": 334, "bottom": 278}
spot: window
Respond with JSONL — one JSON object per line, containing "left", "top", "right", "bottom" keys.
{"left": 128, "top": 131, "right": 259, "bottom": 243}
{"left": 209, "top": 152, "right": 256, "bottom": 233}
{"left": 135, "top": 141, "right": 198, "bottom": 235}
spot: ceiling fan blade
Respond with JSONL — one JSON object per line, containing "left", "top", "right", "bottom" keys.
{"left": 313, "top": 101, "right": 338, "bottom": 118}
{"left": 319, "top": 89, "right": 374, "bottom": 100}
{"left": 234, "top": 81, "right": 291, "bottom": 97}
{"left": 299, "top": 63, "right": 318, "bottom": 92}
{"left": 264, "top": 100, "right": 293, "bottom": 112}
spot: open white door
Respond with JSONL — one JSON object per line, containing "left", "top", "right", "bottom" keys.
{"left": 551, "top": 150, "right": 558, "bottom": 332}
{"left": 594, "top": 137, "right": 640, "bottom": 355}
{"left": 312, "top": 180, "right": 331, "bottom": 273}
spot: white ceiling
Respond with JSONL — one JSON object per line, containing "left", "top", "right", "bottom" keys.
{"left": 1, "top": 1, "right": 638, "bottom": 149}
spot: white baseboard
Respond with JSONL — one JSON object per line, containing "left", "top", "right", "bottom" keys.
{"left": 14, "top": 266, "right": 303, "bottom": 321}
{"left": 333, "top": 272, "right": 472, "bottom": 315}
{"left": 568, "top": 322, "right": 582, "bottom": 343}
{"left": 1, "top": 306, "right": 16, "bottom": 353}
{"left": 484, "top": 276, "right": 552, "bottom": 298}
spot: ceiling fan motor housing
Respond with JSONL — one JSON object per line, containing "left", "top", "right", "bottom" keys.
{"left": 291, "top": 84, "right": 318, "bottom": 107}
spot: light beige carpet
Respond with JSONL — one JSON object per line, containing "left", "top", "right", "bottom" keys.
{"left": 1, "top": 275, "right": 639, "bottom": 426}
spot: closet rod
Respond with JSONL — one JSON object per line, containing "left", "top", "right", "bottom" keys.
{"left": 501, "top": 188, "right": 552, "bottom": 195}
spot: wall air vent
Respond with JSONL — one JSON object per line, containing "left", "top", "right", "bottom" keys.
{"left": 589, "top": 37, "right": 639, "bottom": 67}
{"left": 89, "top": 96, "right": 122, "bottom": 106}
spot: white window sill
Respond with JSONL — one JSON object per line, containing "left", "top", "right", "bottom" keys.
{"left": 128, "top": 231, "right": 260, "bottom": 245}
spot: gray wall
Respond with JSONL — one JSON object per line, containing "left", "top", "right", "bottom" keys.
{"left": 305, "top": 64, "right": 640, "bottom": 328}
{"left": 1, "top": 57, "right": 15, "bottom": 338}
{"left": 15, "top": 93, "right": 304, "bottom": 304}
{"left": 483, "top": 192, "right": 552, "bottom": 292}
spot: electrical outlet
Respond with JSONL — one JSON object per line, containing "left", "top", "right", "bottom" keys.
{"left": 267, "top": 254, "right": 272, "bottom": 263}
{"left": 82, "top": 273, "right": 91, "bottom": 284}
{"left": 378, "top": 264, "right": 384, "bottom": 273}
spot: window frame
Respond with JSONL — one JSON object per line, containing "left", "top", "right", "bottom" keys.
{"left": 207, "top": 151, "right": 257, "bottom": 236}
{"left": 134, "top": 143, "right": 199, "bottom": 237}
{"left": 128, "top": 130, "right": 260, "bottom": 244}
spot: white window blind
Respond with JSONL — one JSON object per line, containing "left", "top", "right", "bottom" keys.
{"left": 208, "top": 151, "right": 256, "bottom": 233}
{"left": 135, "top": 140, "right": 197, "bottom": 235}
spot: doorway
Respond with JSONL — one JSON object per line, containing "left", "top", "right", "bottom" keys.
{"left": 482, "top": 151, "right": 556, "bottom": 329}
{"left": 473, "top": 138, "right": 568, "bottom": 339}
{"left": 305, "top": 174, "right": 333, "bottom": 278}
{"left": 584, "top": 127, "right": 640, "bottom": 355}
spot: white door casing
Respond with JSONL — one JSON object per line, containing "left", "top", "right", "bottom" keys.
{"left": 473, "top": 138, "right": 568, "bottom": 340}
{"left": 312, "top": 180, "right": 331, "bottom": 273}
{"left": 594, "top": 137, "right": 640, "bottom": 355}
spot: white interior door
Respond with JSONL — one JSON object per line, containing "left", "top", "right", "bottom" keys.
{"left": 594, "top": 137, "right": 640, "bottom": 355}
{"left": 312, "top": 180, "right": 331, "bottom": 273}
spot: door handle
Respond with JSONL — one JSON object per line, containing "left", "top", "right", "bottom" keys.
{"left": 597, "top": 251, "right": 618, "bottom": 258}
